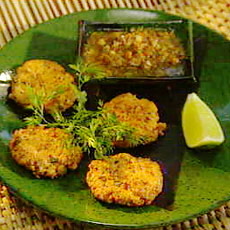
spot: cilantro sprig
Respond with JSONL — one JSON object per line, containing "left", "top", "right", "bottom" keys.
{"left": 23, "top": 60, "right": 136, "bottom": 159}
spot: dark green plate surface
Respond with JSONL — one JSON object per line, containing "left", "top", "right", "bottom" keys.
{"left": 0, "top": 9, "right": 230, "bottom": 229}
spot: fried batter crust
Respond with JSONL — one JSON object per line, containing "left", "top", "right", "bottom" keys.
{"left": 9, "top": 126, "right": 83, "bottom": 178}
{"left": 9, "top": 59, "right": 77, "bottom": 113}
{"left": 86, "top": 153, "right": 163, "bottom": 206}
{"left": 103, "top": 93, "right": 166, "bottom": 147}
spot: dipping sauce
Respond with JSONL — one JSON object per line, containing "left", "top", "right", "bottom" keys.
{"left": 82, "top": 28, "right": 186, "bottom": 77}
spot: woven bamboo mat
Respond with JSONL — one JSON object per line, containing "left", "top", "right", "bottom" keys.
{"left": 0, "top": 0, "right": 229, "bottom": 229}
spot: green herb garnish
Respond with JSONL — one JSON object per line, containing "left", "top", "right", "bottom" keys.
{"left": 24, "top": 85, "right": 67, "bottom": 125}
{"left": 69, "top": 58, "right": 106, "bottom": 90}
{"left": 24, "top": 86, "right": 46, "bottom": 125}
{"left": 23, "top": 60, "right": 136, "bottom": 159}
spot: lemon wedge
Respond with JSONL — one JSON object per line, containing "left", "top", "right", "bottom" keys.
{"left": 182, "top": 93, "right": 225, "bottom": 148}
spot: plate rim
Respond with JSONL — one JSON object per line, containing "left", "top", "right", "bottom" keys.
{"left": 0, "top": 8, "right": 229, "bottom": 229}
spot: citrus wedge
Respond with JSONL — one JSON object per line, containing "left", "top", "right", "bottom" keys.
{"left": 182, "top": 93, "right": 225, "bottom": 148}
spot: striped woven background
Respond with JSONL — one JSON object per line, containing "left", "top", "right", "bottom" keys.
{"left": 0, "top": 0, "right": 229, "bottom": 229}
{"left": 0, "top": 0, "right": 229, "bottom": 46}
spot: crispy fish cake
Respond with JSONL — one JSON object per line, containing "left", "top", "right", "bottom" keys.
{"left": 86, "top": 153, "right": 163, "bottom": 206}
{"left": 9, "top": 126, "right": 83, "bottom": 178}
{"left": 9, "top": 59, "right": 77, "bottom": 113}
{"left": 103, "top": 93, "right": 166, "bottom": 147}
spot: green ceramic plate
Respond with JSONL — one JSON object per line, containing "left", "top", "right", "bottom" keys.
{"left": 0, "top": 9, "right": 230, "bottom": 229}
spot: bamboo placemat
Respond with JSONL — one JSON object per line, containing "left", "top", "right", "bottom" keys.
{"left": 0, "top": 0, "right": 229, "bottom": 229}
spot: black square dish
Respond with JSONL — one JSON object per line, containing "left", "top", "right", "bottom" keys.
{"left": 77, "top": 20, "right": 196, "bottom": 81}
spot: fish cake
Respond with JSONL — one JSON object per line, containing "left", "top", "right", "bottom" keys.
{"left": 103, "top": 93, "right": 167, "bottom": 147}
{"left": 86, "top": 153, "right": 163, "bottom": 206}
{"left": 9, "top": 59, "right": 78, "bottom": 113}
{"left": 9, "top": 126, "right": 83, "bottom": 178}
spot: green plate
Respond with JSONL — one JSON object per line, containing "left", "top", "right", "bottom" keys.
{"left": 0, "top": 9, "right": 230, "bottom": 229}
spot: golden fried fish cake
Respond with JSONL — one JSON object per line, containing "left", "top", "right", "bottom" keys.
{"left": 103, "top": 93, "right": 166, "bottom": 147}
{"left": 9, "top": 126, "right": 83, "bottom": 178}
{"left": 9, "top": 59, "right": 78, "bottom": 113}
{"left": 86, "top": 153, "right": 163, "bottom": 206}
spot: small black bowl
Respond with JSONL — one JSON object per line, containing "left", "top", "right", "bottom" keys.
{"left": 77, "top": 19, "right": 196, "bottom": 80}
